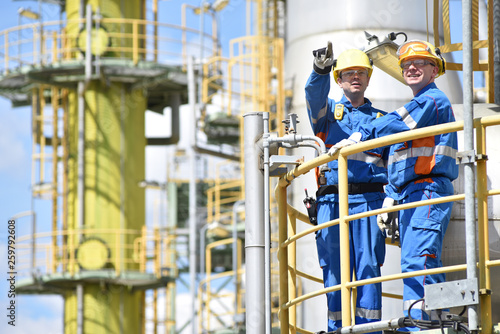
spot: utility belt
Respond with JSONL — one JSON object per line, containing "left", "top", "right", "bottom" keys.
{"left": 316, "top": 183, "right": 384, "bottom": 197}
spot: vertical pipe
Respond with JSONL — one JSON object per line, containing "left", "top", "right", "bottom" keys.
{"left": 187, "top": 56, "right": 198, "bottom": 334}
{"left": 74, "top": 5, "right": 90, "bottom": 330}
{"left": 243, "top": 112, "right": 265, "bottom": 333}
{"left": 167, "top": 182, "right": 178, "bottom": 334}
{"left": 463, "top": 0, "right": 479, "bottom": 330}
{"left": 85, "top": 4, "right": 92, "bottom": 79}
{"left": 263, "top": 112, "right": 272, "bottom": 334}
{"left": 51, "top": 88, "right": 58, "bottom": 274}
{"left": 494, "top": 0, "right": 500, "bottom": 104}
{"left": 232, "top": 200, "right": 245, "bottom": 324}
{"left": 338, "top": 153, "right": 351, "bottom": 326}
{"left": 76, "top": 284, "right": 83, "bottom": 334}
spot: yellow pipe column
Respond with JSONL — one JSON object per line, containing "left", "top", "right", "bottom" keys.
{"left": 63, "top": 1, "right": 146, "bottom": 333}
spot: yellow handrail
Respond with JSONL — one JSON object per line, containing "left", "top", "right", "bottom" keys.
{"left": 276, "top": 115, "right": 500, "bottom": 333}
{"left": 0, "top": 17, "right": 216, "bottom": 74}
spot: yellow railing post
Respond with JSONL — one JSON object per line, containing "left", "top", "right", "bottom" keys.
{"left": 133, "top": 20, "right": 138, "bottom": 65}
{"left": 115, "top": 232, "right": 121, "bottom": 275}
{"left": 52, "top": 31, "right": 57, "bottom": 64}
{"left": 475, "top": 122, "right": 492, "bottom": 334}
{"left": 277, "top": 185, "right": 289, "bottom": 334}
{"left": 288, "top": 214, "right": 297, "bottom": 334}
{"left": 155, "top": 227, "right": 160, "bottom": 278}
{"left": 206, "top": 241, "right": 212, "bottom": 331}
{"left": 338, "top": 152, "right": 352, "bottom": 326}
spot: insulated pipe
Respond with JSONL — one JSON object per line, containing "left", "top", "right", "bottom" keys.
{"left": 243, "top": 112, "right": 265, "bottom": 334}
{"left": 268, "top": 134, "right": 326, "bottom": 154}
{"left": 263, "top": 112, "right": 272, "bottom": 334}
{"left": 336, "top": 317, "right": 404, "bottom": 334}
{"left": 462, "top": 0, "right": 479, "bottom": 330}
{"left": 267, "top": 133, "right": 329, "bottom": 174}
{"left": 187, "top": 56, "right": 198, "bottom": 334}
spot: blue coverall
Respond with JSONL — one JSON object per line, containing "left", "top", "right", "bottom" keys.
{"left": 305, "top": 70, "right": 388, "bottom": 332}
{"left": 357, "top": 82, "right": 459, "bottom": 321}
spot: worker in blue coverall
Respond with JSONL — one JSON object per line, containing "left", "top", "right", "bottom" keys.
{"left": 306, "top": 42, "right": 388, "bottom": 333}
{"left": 331, "top": 40, "right": 459, "bottom": 324}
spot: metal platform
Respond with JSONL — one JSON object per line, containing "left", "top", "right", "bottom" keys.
{"left": 16, "top": 269, "right": 175, "bottom": 295}
{"left": 0, "top": 59, "right": 190, "bottom": 111}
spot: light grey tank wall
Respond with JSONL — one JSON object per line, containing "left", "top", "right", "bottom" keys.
{"left": 284, "top": 0, "right": 466, "bottom": 328}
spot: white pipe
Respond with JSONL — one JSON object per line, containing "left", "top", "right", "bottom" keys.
{"left": 263, "top": 112, "right": 272, "bottom": 334}
{"left": 462, "top": 0, "right": 479, "bottom": 330}
{"left": 243, "top": 112, "right": 265, "bottom": 333}
{"left": 187, "top": 56, "right": 198, "bottom": 334}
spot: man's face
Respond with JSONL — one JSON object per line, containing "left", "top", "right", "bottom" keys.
{"left": 401, "top": 57, "right": 439, "bottom": 94}
{"left": 336, "top": 66, "right": 370, "bottom": 97}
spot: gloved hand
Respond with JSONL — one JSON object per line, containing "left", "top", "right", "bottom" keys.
{"left": 377, "top": 197, "right": 395, "bottom": 232}
{"left": 313, "top": 41, "right": 334, "bottom": 74}
{"left": 327, "top": 132, "right": 362, "bottom": 156}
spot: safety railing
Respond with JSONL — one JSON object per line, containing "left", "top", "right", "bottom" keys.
{"left": 14, "top": 226, "right": 179, "bottom": 281}
{"left": 0, "top": 16, "right": 216, "bottom": 75}
{"left": 275, "top": 114, "right": 500, "bottom": 334}
{"left": 197, "top": 237, "right": 244, "bottom": 333}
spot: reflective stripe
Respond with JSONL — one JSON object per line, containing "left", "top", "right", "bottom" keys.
{"left": 316, "top": 102, "right": 328, "bottom": 122}
{"left": 350, "top": 152, "right": 385, "bottom": 168}
{"left": 389, "top": 144, "right": 457, "bottom": 165}
{"left": 355, "top": 307, "right": 381, "bottom": 320}
{"left": 309, "top": 99, "right": 329, "bottom": 125}
{"left": 396, "top": 106, "right": 417, "bottom": 130}
{"left": 328, "top": 310, "right": 342, "bottom": 321}
{"left": 328, "top": 308, "right": 381, "bottom": 321}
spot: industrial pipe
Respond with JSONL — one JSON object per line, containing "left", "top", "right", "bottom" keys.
{"left": 243, "top": 112, "right": 265, "bottom": 333}
{"left": 462, "top": 0, "right": 479, "bottom": 330}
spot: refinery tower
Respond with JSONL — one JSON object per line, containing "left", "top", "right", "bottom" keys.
{"left": 1, "top": 0, "right": 199, "bottom": 332}
{"left": 2, "top": 0, "right": 500, "bottom": 334}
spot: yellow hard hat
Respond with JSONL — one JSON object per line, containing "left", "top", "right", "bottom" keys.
{"left": 332, "top": 49, "right": 373, "bottom": 82}
{"left": 397, "top": 40, "right": 445, "bottom": 76}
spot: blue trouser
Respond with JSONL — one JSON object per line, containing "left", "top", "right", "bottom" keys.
{"left": 315, "top": 193, "right": 386, "bottom": 333}
{"left": 399, "top": 187, "right": 453, "bottom": 323}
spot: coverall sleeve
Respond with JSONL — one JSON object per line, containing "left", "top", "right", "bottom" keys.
{"left": 305, "top": 70, "right": 332, "bottom": 136}
{"left": 358, "top": 97, "right": 434, "bottom": 141}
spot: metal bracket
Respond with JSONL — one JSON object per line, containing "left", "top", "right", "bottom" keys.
{"left": 476, "top": 153, "right": 488, "bottom": 161}
{"left": 456, "top": 150, "right": 477, "bottom": 164}
{"left": 269, "top": 155, "right": 302, "bottom": 176}
{"left": 424, "top": 278, "right": 479, "bottom": 310}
